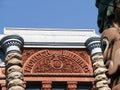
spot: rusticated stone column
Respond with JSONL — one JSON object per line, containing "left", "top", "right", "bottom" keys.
{"left": 1, "top": 35, "right": 24, "bottom": 90}
{"left": 85, "top": 37, "right": 111, "bottom": 90}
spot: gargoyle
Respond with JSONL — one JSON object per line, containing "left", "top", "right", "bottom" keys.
{"left": 101, "top": 26, "right": 120, "bottom": 89}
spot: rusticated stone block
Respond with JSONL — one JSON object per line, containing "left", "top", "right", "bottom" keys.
{"left": 8, "top": 86, "right": 24, "bottom": 90}
{"left": 7, "top": 72, "right": 23, "bottom": 82}
{"left": 7, "top": 65, "right": 23, "bottom": 74}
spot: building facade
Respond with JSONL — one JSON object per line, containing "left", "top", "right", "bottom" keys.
{"left": 0, "top": 28, "right": 99, "bottom": 90}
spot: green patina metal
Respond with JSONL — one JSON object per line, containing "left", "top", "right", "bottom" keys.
{"left": 96, "top": 0, "right": 114, "bottom": 33}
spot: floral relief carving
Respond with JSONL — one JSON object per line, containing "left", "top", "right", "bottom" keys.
{"left": 22, "top": 49, "right": 40, "bottom": 63}
{"left": 32, "top": 55, "right": 83, "bottom": 73}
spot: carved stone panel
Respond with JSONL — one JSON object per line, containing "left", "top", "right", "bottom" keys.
{"left": 22, "top": 49, "right": 93, "bottom": 74}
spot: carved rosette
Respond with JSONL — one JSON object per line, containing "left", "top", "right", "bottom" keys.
{"left": 85, "top": 37, "right": 111, "bottom": 90}
{"left": 23, "top": 50, "right": 92, "bottom": 74}
{"left": 1, "top": 35, "right": 24, "bottom": 90}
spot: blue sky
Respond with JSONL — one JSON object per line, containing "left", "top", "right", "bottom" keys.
{"left": 0, "top": 0, "right": 99, "bottom": 34}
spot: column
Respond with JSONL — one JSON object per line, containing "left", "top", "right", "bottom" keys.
{"left": 1, "top": 35, "right": 24, "bottom": 90}
{"left": 42, "top": 81, "right": 52, "bottom": 90}
{"left": 85, "top": 37, "right": 111, "bottom": 90}
{"left": 1, "top": 83, "right": 6, "bottom": 90}
{"left": 67, "top": 81, "right": 77, "bottom": 90}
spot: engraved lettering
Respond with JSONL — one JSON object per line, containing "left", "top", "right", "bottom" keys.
{"left": 24, "top": 50, "right": 51, "bottom": 73}
{"left": 23, "top": 50, "right": 91, "bottom": 73}
{"left": 62, "top": 50, "right": 90, "bottom": 73}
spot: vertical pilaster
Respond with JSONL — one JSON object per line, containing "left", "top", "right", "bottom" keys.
{"left": 42, "top": 81, "right": 52, "bottom": 90}
{"left": 1, "top": 35, "right": 24, "bottom": 90}
{"left": 67, "top": 81, "right": 77, "bottom": 90}
{"left": 85, "top": 37, "right": 111, "bottom": 90}
{"left": 1, "top": 83, "right": 6, "bottom": 90}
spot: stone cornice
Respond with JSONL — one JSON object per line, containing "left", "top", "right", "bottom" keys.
{"left": 0, "top": 28, "right": 99, "bottom": 48}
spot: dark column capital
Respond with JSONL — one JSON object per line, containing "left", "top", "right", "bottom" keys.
{"left": 85, "top": 37, "right": 102, "bottom": 56}
{"left": 0, "top": 35, "right": 24, "bottom": 54}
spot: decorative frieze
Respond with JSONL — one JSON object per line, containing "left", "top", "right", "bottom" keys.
{"left": 1, "top": 35, "right": 24, "bottom": 54}
{"left": 23, "top": 49, "right": 92, "bottom": 74}
{"left": 85, "top": 37, "right": 102, "bottom": 56}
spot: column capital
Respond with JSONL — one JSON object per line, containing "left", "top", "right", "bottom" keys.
{"left": 0, "top": 35, "right": 24, "bottom": 54}
{"left": 85, "top": 37, "right": 102, "bottom": 56}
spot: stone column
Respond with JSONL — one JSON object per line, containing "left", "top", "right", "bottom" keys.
{"left": 85, "top": 37, "right": 111, "bottom": 90}
{"left": 42, "top": 81, "right": 52, "bottom": 90}
{"left": 1, "top": 35, "right": 24, "bottom": 90}
{"left": 67, "top": 81, "right": 77, "bottom": 90}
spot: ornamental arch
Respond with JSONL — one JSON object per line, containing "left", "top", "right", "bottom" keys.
{"left": 23, "top": 49, "right": 93, "bottom": 74}
{"left": 22, "top": 48, "right": 94, "bottom": 90}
